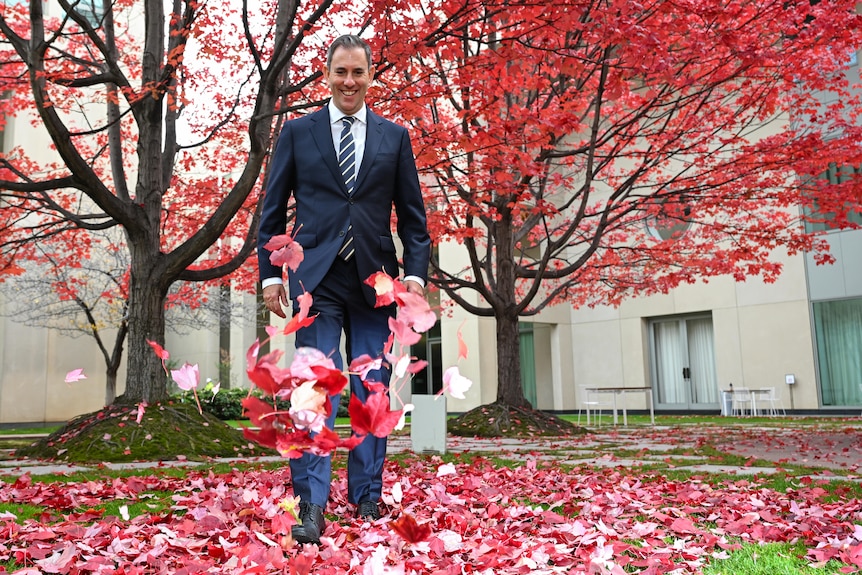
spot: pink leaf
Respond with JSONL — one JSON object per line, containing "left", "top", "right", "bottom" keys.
{"left": 264, "top": 233, "right": 304, "bottom": 271}
{"left": 64, "top": 368, "right": 86, "bottom": 384}
{"left": 389, "top": 316, "right": 422, "bottom": 346}
{"left": 349, "top": 354, "right": 384, "bottom": 380}
{"left": 136, "top": 402, "right": 147, "bottom": 424}
{"left": 171, "top": 363, "right": 200, "bottom": 391}
{"left": 35, "top": 544, "right": 76, "bottom": 573}
{"left": 394, "top": 291, "right": 436, "bottom": 333}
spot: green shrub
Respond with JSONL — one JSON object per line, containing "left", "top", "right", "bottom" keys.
{"left": 175, "top": 386, "right": 350, "bottom": 421}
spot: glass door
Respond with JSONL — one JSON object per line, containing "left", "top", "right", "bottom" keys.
{"left": 650, "top": 315, "right": 720, "bottom": 410}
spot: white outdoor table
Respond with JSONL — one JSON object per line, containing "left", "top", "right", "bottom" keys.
{"left": 585, "top": 386, "right": 655, "bottom": 426}
{"left": 749, "top": 388, "right": 774, "bottom": 417}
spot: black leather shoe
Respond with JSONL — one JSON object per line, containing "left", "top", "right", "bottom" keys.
{"left": 292, "top": 502, "right": 325, "bottom": 545}
{"left": 356, "top": 499, "right": 381, "bottom": 521}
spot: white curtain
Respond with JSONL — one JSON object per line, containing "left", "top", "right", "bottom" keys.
{"left": 654, "top": 321, "right": 685, "bottom": 404}
{"left": 814, "top": 299, "right": 862, "bottom": 406}
{"left": 688, "top": 318, "right": 719, "bottom": 404}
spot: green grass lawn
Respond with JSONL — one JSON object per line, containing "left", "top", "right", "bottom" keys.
{"left": 703, "top": 541, "right": 849, "bottom": 575}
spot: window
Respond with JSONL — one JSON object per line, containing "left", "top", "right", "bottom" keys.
{"left": 74, "top": 0, "right": 104, "bottom": 27}
{"left": 411, "top": 322, "right": 442, "bottom": 395}
{"left": 813, "top": 298, "right": 862, "bottom": 407}
{"left": 646, "top": 196, "right": 692, "bottom": 241}
{"left": 804, "top": 163, "right": 862, "bottom": 232}
{"left": 519, "top": 322, "right": 536, "bottom": 407}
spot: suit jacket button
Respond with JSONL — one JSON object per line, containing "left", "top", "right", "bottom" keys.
{"left": 339, "top": 230, "right": 345, "bottom": 237}
{"left": 349, "top": 199, "right": 354, "bottom": 205}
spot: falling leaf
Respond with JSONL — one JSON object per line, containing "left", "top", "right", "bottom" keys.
{"left": 64, "top": 368, "right": 86, "bottom": 384}
{"left": 388, "top": 316, "right": 422, "bottom": 346}
{"left": 349, "top": 354, "right": 384, "bottom": 380}
{"left": 364, "top": 271, "right": 404, "bottom": 307}
{"left": 349, "top": 392, "right": 402, "bottom": 438}
{"left": 265, "top": 233, "right": 304, "bottom": 271}
{"left": 395, "top": 403, "right": 414, "bottom": 431}
{"left": 283, "top": 291, "right": 316, "bottom": 335}
{"left": 393, "top": 291, "right": 436, "bottom": 333}
{"left": 457, "top": 322, "right": 468, "bottom": 360}
{"left": 171, "top": 363, "right": 200, "bottom": 391}
{"left": 442, "top": 366, "right": 472, "bottom": 399}
{"left": 146, "top": 339, "right": 169, "bottom": 360}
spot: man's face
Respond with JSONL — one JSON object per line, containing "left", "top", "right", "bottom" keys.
{"left": 324, "top": 46, "right": 373, "bottom": 116}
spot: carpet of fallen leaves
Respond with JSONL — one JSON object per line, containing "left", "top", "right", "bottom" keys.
{"left": 0, "top": 436, "right": 861, "bottom": 575}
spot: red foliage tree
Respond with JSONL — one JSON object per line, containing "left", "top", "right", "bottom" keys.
{"left": 374, "top": 0, "right": 862, "bottom": 412}
{"left": 0, "top": 0, "right": 375, "bottom": 404}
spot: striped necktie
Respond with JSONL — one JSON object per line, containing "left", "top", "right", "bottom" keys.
{"left": 337, "top": 116, "right": 356, "bottom": 261}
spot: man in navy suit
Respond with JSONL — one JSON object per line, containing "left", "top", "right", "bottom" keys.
{"left": 257, "top": 34, "right": 430, "bottom": 545}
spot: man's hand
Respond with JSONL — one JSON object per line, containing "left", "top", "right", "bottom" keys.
{"left": 403, "top": 279, "right": 425, "bottom": 298}
{"left": 262, "top": 284, "right": 289, "bottom": 319}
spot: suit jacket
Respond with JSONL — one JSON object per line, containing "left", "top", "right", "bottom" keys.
{"left": 258, "top": 105, "right": 431, "bottom": 306}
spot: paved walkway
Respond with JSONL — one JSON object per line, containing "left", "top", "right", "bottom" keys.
{"left": 1, "top": 423, "right": 859, "bottom": 479}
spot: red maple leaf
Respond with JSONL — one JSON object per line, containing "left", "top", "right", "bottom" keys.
{"left": 246, "top": 349, "right": 291, "bottom": 396}
{"left": 364, "top": 271, "right": 405, "bottom": 307}
{"left": 241, "top": 396, "right": 282, "bottom": 428}
{"left": 311, "top": 427, "right": 363, "bottom": 454}
{"left": 264, "top": 233, "right": 304, "bottom": 272}
{"left": 348, "top": 392, "right": 402, "bottom": 438}
{"left": 390, "top": 513, "right": 432, "bottom": 543}
{"left": 146, "top": 339, "right": 169, "bottom": 360}
{"left": 283, "top": 291, "right": 316, "bottom": 336}
{"left": 309, "top": 365, "right": 348, "bottom": 396}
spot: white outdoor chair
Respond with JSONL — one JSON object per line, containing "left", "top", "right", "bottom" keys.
{"left": 731, "top": 387, "right": 753, "bottom": 417}
{"left": 577, "top": 385, "right": 612, "bottom": 427}
{"left": 760, "top": 387, "right": 786, "bottom": 416}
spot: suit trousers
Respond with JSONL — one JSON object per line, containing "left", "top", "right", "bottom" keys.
{"left": 289, "top": 256, "right": 395, "bottom": 508}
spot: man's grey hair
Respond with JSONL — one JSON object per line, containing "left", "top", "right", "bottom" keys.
{"left": 326, "top": 34, "right": 373, "bottom": 69}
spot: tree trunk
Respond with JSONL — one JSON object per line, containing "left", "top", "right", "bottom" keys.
{"left": 115, "top": 265, "right": 169, "bottom": 405}
{"left": 493, "top": 209, "right": 529, "bottom": 408}
{"left": 105, "top": 318, "right": 127, "bottom": 405}
{"left": 105, "top": 370, "right": 117, "bottom": 405}
{"left": 495, "top": 308, "right": 530, "bottom": 407}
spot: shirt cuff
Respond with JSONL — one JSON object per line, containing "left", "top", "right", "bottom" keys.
{"left": 261, "top": 277, "right": 283, "bottom": 289}
{"left": 403, "top": 275, "right": 425, "bottom": 288}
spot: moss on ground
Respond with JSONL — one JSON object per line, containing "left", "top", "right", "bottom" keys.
{"left": 14, "top": 401, "right": 273, "bottom": 463}
{"left": 448, "top": 401, "right": 585, "bottom": 438}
